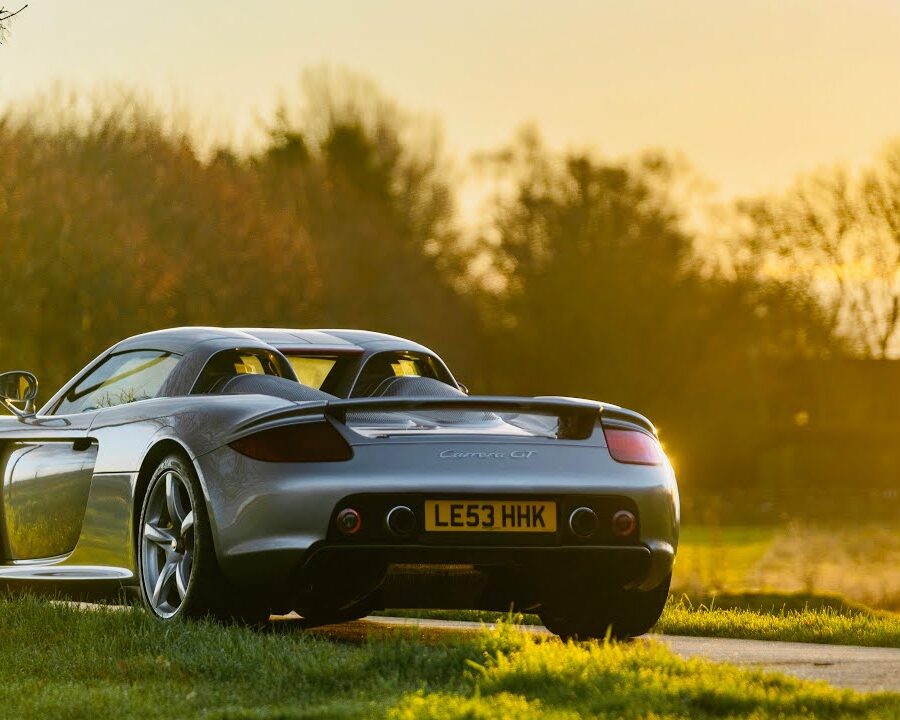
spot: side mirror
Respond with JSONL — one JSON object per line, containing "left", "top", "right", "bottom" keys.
{"left": 457, "top": 382, "right": 469, "bottom": 395}
{"left": 0, "top": 371, "right": 38, "bottom": 418}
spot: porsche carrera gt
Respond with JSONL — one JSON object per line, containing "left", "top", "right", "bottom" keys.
{"left": 0, "top": 327, "right": 679, "bottom": 638}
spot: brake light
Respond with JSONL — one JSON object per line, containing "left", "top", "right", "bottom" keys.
{"left": 229, "top": 421, "right": 353, "bottom": 462}
{"left": 604, "top": 427, "right": 663, "bottom": 465}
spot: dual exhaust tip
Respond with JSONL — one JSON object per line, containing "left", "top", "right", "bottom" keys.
{"left": 337, "top": 504, "right": 636, "bottom": 540}
{"left": 568, "top": 506, "right": 636, "bottom": 539}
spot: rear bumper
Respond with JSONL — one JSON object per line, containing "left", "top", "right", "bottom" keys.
{"left": 194, "top": 442, "right": 679, "bottom": 599}
{"left": 222, "top": 540, "right": 675, "bottom": 603}
{"left": 249, "top": 541, "right": 675, "bottom": 612}
{"left": 299, "top": 541, "right": 675, "bottom": 592}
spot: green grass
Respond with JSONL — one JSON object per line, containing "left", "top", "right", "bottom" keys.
{"left": 658, "top": 601, "right": 900, "bottom": 648}
{"left": 1, "top": 595, "right": 899, "bottom": 719}
{"left": 381, "top": 593, "right": 900, "bottom": 649}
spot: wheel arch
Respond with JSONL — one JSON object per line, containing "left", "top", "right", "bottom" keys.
{"left": 132, "top": 438, "right": 206, "bottom": 563}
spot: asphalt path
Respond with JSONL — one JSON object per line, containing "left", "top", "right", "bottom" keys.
{"left": 304, "top": 615, "right": 900, "bottom": 694}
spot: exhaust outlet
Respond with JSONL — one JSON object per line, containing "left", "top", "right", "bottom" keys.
{"left": 568, "top": 506, "right": 599, "bottom": 538}
{"left": 386, "top": 505, "right": 417, "bottom": 538}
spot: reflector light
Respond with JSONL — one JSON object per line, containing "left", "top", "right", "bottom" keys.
{"left": 229, "top": 421, "right": 353, "bottom": 463}
{"left": 336, "top": 508, "right": 362, "bottom": 535}
{"left": 612, "top": 509, "right": 637, "bottom": 537}
{"left": 604, "top": 427, "right": 663, "bottom": 465}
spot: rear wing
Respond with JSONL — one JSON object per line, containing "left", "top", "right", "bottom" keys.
{"left": 230, "top": 395, "right": 655, "bottom": 441}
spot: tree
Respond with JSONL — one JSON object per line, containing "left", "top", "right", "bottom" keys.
{"left": 0, "top": 95, "right": 318, "bottom": 395}
{"left": 737, "top": 144, "right": 900, "bottom": 358}
{"left": 474, "top": 129, "right": 838, "bottom": 495}
{"left": 255, "top": 67, "right": 484, "bottom": 375}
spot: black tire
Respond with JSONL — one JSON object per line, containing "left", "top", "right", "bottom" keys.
{"left": 137, "top": 453, "right": 270, "bottom": 625}
{"left": 539, "top": 573, "right": 671, "bottom": 640}
{"left": 298, "top": 596, "right": 375, "bottom": 628}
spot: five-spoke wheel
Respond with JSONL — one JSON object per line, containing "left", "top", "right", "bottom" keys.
{"left": 140, "top": 466, "right": 196, "bottom": 618}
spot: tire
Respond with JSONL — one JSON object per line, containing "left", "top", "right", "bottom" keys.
{"left": 298, "top": 597, "right": 374, "bottom": 628}
{"left": 539, "top": 573, "right": 671, "bottom": 640}
{"left": 137, "top": 453, "right": 270, "bottom": 625}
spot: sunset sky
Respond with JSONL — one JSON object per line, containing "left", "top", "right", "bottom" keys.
{"left": 2, "top": 0, "right": 899, "bottom": 199}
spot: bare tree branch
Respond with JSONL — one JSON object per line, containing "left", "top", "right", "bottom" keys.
{"left": 0, "top": 4, "right": 27, "bottom": 44}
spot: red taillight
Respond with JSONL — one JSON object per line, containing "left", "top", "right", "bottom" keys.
{"left": 229, "top": 421, "right": 353, "bottom": 463}
{"left": 336, "top": 508, "right": 362, "bottom": 535}
{"left": 604, "top": 427, "right": 663, "bottom": 465}
{"left": 612, "top": 509, "right": 637, "bottom": 537}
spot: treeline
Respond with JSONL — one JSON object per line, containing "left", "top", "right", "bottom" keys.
{"left": 2, "top": 70, "right": 898, "bottom": 518}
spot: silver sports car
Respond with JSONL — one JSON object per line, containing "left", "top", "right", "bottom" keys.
{"left": 0, "top": 327, "right": 679, "bottom": 638}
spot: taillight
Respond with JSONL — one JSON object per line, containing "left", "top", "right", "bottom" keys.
{"left": 604, "top": 427, "right": 663, "bottom": 465}
{"left": 229, "top": 421, "right": 353, "bottom": 463}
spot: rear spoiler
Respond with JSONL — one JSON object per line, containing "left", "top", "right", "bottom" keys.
{"left": 231, "top": 395, "right": 656, "bottom": 440}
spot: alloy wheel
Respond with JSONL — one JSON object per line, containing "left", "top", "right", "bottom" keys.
{"left": 140, "top": 470, "right": 196, "bottom": 618}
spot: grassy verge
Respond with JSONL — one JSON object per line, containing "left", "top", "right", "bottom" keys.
{"left": 658, "top": 598, "right": 900, "bottom": 648}
{"left": 673, "top": 522, "right": 900, "bottom": 612}
{"left": 2, "top": 596, "right": 900, "bottom": 719}
{"left": 380, "top": 593, "right": 900, "bottom": 648}
{"left": 673, "top": 525, "right": 777, "bottom": 593}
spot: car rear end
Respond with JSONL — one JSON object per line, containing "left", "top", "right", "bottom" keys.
{"left": 193, "top": 396, "right": 679, "bottom": 621}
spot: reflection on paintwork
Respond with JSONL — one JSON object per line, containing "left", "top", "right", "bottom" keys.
{"left": 67, "top": 472, "right": 137, "bottom": 574}
{"left": 0, "top": 566, "right": 132, "bottom": 580}
{"left": 1, "top": 442, "right": 96, "bottom": 559}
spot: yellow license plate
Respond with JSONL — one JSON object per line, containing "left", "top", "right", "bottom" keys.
{"left": 424, "top": 500, "right": 557, "bottom": 533}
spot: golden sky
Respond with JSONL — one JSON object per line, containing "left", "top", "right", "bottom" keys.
{"left": 2, "top": 0, "right": 899, "bottom": 199}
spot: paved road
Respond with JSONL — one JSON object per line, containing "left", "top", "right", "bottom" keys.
{"left": 345, "top": 616, "right": 900, "bottom": 693}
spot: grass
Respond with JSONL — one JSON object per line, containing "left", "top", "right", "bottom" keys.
{"left": 6, "top": 522, "right": 900, "bottom": 716}
{"left": 1, "top": 595, "right": 899, "bottom": 719}
{"left": 380, "top": 593, "right": 900, "bottom": 649}
{"left": 672, "top": 523, "right": 900, "bottom": 612}
{"left": 657, "top": 600, "right": 900, "bottom": 647}
{"left": 673, "top": 525, "right": 776, "bottom": 594}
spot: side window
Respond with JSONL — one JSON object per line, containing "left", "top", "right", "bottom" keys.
{"left": 55, "top": 350, "right": 180, "bottom": 415}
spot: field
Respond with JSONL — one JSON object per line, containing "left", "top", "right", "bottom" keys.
{"left": 2, "top": 596, "right": 899, "bottom": 720}
{"left": 672, "top": 523, "right": 900, "bottom": 612}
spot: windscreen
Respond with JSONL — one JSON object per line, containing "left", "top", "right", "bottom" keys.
{"left": 287, "top": 356, "right": 338, "bottom": 390}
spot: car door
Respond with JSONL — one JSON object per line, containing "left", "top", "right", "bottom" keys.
{"left": 0, "top": 349, "right": 179, "bottom": 561}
